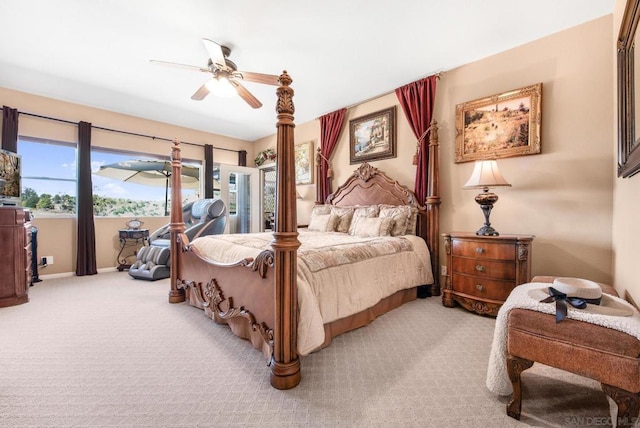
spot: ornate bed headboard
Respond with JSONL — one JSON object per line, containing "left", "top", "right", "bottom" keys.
{"left": 325, "top": 162, "right": 427, "bottom": 242}
{"left": 326, "top": 162, "right": 423, "bottom": 208}
{"left": 322, "top": 160, "right": 439, "bottom": 298}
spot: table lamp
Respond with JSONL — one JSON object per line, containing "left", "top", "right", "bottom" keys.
{"left": 463, "top": 160, "right": 511, "bottom": 236}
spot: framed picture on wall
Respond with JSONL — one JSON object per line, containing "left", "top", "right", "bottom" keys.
{"left": 295, "top": 141, "right": 313, "bottom": 185}
{"left": 349, "top": 106, "right": 396, "bottom": 164}
{"left": 455, "top": 83, "right": 542, "bottom": 163}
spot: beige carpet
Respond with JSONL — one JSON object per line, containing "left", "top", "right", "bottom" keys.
{"left": 0, "top": 272, "right": 620, "bottom": 427}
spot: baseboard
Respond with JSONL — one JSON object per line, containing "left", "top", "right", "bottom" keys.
{"left": 38, "top": 272, "right": 74, "bottom": 280}
{"left": 38, "top": 267, "right": 118, "bottom": 281}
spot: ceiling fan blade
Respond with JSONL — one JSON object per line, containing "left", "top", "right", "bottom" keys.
{"left": 149, "top": 59, "right": 209, "bottom": 73}
{"left": 235, "top": 71, "right": 280, "bottom": 86}
{"left": 202, "top": 38, "right": 226, "bottom": 69}
{"left": 191, "top": 82, "right": 210, "bottom": 100}
{"left": 230, "top": 80, "right": 262, "bottom": 109}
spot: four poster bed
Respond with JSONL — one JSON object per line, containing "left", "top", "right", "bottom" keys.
{"left": 168, "top": 71, "right": 441, "bottom": 390}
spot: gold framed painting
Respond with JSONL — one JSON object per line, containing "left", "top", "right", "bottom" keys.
{"left": 349, "top": 106, "right": 396, "bottom": 164}
{"left": 455, "top": 83, "right": 542, "bottom": 163}
{"left": 295, "top": 141, "right": 313, "bottom": 185}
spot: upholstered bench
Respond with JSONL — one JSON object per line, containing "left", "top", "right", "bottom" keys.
{"left": 128, "top": 245, "right": 170, "bottom": 281}
{"left": 506, "top": 276, "right": 640, "bottom": 427}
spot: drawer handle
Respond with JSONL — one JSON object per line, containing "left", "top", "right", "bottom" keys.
{"left": 476, "top": 284, "right": 484, "bottom": 292}
{"left": 475, "top": 264, "right": 485, "bottom": 272}
{"left": 475, "top": 247, "right": 484, "bottom": 254}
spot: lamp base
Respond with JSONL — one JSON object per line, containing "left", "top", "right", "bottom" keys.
{"left": 474, "top": 189, "right": 500, "bottom": 236}
{"left": 476, "top": 224, "right": 500, "bottom": 236}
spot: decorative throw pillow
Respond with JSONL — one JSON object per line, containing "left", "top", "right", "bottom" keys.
{"left": 330, "top": 206, "right": 354, "bottom": 233}
{"left": 405, "top": 206, "right": 419, "bottom": 235}
{"left": 379, "top": 205, "right": 411, "bottom": 236}
{"left": 351, "top": 216, "right": 394, "bottom": 238}
{"left": 308, "top": 213, "right": 339, "bottom": 232}
{"left": 347, "top": 205, "right": 380, "bottom": 234}
{"left": 311, "top": 204, "right": 332, "bottom": 216}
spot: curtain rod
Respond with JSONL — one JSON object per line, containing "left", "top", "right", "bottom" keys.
{"left": 0, "top": 107, "right": 240, "bottom": 153}
{"left": 316, "top": 72, "right": 443, "bottom": 119}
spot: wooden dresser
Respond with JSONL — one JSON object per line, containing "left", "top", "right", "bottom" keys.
{"left": 0, "top": 207, "right": 32, "bottom": 308}
{"left": 442, "top": 232, "right": 534, "bottom": 316}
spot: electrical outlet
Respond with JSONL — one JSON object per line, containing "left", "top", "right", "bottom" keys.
{"left": 440, "top": 265, "right": 447, "bottom": 276}
{"left": 45, "top": 256, "right": 54, "bottom": 265}
{"left": 41, "top": 256, "right": 47, "bottom": 266}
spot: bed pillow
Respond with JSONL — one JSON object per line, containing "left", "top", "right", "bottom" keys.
{"left": 307, "top": 204, "right": 332, "bottom": 231}
{"left": 307, "top": 213, "right": 339, "bottom": 232}
{"left": 379, "top": 205, "right": 411, "bottom": 236}
{"left": 350, "top": 216, "right": 394, "bottom": 238}
{"left": 330, "top": 206, "right": 354, "bottom": 233}
{"left": 347, "top": 205, "right": 380, "bottom": 234}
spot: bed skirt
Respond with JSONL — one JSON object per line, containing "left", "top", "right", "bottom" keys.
{"left": 189, "top": 286, "right": 418, "bottom": 358}
{"left": 319, "top": 287, "right": 417, "bottom": 350}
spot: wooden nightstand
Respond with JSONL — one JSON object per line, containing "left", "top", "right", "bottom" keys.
{"left": 442, "top": 232, "right": 534, "bottom": 316}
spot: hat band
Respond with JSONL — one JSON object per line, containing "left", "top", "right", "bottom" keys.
{"left": 540, "top": 287, "right": 602, "bottom": 323}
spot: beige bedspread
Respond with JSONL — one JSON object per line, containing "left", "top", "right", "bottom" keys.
{"left": 190, "top": 230, "right": 433, "bottom": 355}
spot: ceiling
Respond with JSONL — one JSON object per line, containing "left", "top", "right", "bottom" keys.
{"left": 0, "top": 0, "right": 614, "bottom": 142}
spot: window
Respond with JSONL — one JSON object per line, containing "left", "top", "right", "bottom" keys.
{"left": 227, "top": 171, "right": 237, "bottom": 215}
{"left": 91, "top": 149, "right": 201, "bottom": 217}
{"left": 19, "top": 138, "right": 77, "bottom": 216}
{"left": 18, "top": 138, "right": 201, "bottom": 217}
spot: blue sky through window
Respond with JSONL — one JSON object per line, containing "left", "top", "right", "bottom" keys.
{"left": 19, "top": 140, "right": 200, "bottom": 214}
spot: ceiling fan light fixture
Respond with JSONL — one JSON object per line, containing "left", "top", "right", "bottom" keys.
{"left": 206, "top": 76, "right": 236, "bottom": 98}
{"left": 153, "top": 38, "right": 278, "bottom": 107}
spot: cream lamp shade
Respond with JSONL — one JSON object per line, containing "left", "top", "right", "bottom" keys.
{"left": 463, "top": 160, "right": 512, "bottom": 189}
{"left": 464, "top": 160, "right": 511, "bottom": 236}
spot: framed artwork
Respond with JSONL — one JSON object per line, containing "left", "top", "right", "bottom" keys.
{"left": 349, "top": 106, "right": 396, "bottom": 164}
{"left": 617, "top": 0, "right": 640, "bottom": 177}
{"left": 295, "top": 141, "right": 313, "bottom": 185}
{"left": 455, "top": 83, "right": 542, "bottom": 163}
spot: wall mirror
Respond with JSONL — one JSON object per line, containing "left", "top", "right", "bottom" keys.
{"left": 618, "top": 0, "right": 640, "bottom": 177}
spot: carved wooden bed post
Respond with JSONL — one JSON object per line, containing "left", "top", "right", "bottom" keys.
{"left": 269, "top": 71, "right": 301, "bottom": 389}
{"left": 426, "top": 120, "right": 441, "bottom": 296}
{"left": 169, "top": 139, "right": 187, "bottom": 303}
{"left": 315, "top": 149, "right": 323, "bottom": 204}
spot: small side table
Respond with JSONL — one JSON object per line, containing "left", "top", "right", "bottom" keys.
{"left": 116, "top": 228, "right": 149, "bottom": 271}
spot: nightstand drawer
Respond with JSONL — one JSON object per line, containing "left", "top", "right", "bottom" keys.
{"left": 452, "top": 273, "right": 516, "bottom": 301}
{"left": 451, "top": 256, "right": 515, "bottom": 280}
{"left": 451, "top": 240, "right": 515, "bottom": 260}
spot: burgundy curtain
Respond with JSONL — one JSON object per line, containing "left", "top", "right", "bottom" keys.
{"left": 238, "top": 150, "right": 247, "bottom": 166}
{"left": 2, "top": 105, "right": 19, "bottom": 153}
{"left": 395, "top": 76, "right": 437, "bottom": 204}
{"left": 204, "top": 144, "right": 214, "bottom": 199}
{"left": 76, "top": 121, "right": 97, "bottom": 276}
{"left": 318, "top": 108, "right": 346, "bottom": 202}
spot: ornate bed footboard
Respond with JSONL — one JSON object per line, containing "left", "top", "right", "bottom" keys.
{"left": 176, "top": 237, "right": 277, "bottom": 358}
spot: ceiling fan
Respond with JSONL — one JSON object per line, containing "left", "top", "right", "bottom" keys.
{"left": 150, "top": 38, "right": 280, "bottom": 109}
